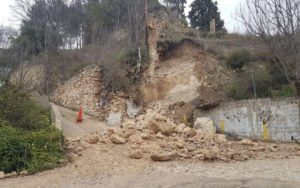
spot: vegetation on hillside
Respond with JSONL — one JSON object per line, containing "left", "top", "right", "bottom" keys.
{"left": 0, "top": 86, "right": 65, "bottom": 174}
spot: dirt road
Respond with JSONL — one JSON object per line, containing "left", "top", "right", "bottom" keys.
{"left": 1, "top": 142, "right": 300, "bottom": 188}
{"left": 58, "top": 106, "right": 107, "bottom": 138}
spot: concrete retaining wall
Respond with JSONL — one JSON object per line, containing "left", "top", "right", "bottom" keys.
{"left": 50, "top": 103, "right": 62, "bottom": 131}
{"left": 194, "top": 98, "right": 300, "bottom": 142}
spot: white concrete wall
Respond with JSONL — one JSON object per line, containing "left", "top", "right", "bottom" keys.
{"left": 50, "top": 103, "right": 62, "bottom": 131}
{"left": 194, "top": 98, "right": 300, "bottom": 142}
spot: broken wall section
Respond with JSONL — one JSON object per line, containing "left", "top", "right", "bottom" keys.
{"left": 194, "top": 98, "right": 300, "bottom": 142}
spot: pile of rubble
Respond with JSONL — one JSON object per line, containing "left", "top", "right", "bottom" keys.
{"left": 67, "top": 107, "right": 300, "bottom": 162}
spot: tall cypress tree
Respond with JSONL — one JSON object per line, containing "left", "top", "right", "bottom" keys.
{"left": 188, "top": 0, "right": 224, "bottom": 32}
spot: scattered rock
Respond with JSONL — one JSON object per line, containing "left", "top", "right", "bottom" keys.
{"left": 193, "top": 118, "right": 216, "bottom": 136}
{"left": 19, "top": 170, "right": 28, "bottom": 176}
{"left": 156, "top": 132, "right": 165, "bottom": 139}
{"left": 151, "top": 151, "right": 177, "bottom": 161}
{"left": 86, "top": 135, "right": 99, "bottom": 144}
{"left": 129, "top": 149, "right": 143, "bottom": 159}
{"left": 5, "top": 171, "right": 17, "bottom": 178}
{"left": 141, "top": 131, "right": 152, "bottom": 140}
{"left": 269, "top": 145, "right": 278, "bottom": 152}
{"left": 110, "top": 134, "right": 126, "bottom": 144}
{"left": 128, "top": 134, "right": 143, "bottom": 145}
{"left": 141, "top": 143, "right": 161, "bottom": 153}
{"left": 148, "top": 120, "right": 174, "bottom": 136}
{"left": 241, "top": 139, "right": 256, "bottom": 146}
{"left": 0, "top": 172, "right": 5, "bottom": 179}
{"left": 215, "top": 134, "right": 227, "bottom": 144}
{"left": 154, "top": 114, "right": 168, "bottom": 122}
{"left": 183, "top": 127, "right": 197, "bottom": 137}
{"left": 203, "top": 147, "right": 219, "bottom": 160}
{"left": 107, "top": 112, "right": 122, "bottom": 127}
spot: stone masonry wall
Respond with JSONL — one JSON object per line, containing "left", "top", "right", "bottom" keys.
{"left": 194, "top": 98, "right": 300, "bottom": 142}
{"left": 51, "top": 65, "right": 102, "bottom": 116}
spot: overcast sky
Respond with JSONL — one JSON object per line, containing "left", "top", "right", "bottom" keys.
{"left": 0, "top": 0, "right": 245, "bottom": 32}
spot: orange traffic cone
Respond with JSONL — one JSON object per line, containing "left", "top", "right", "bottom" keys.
{"left": 76, "top": 106, "right": 83, "bottom": 123}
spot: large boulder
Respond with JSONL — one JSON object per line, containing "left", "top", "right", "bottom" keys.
{"left": 193, "top": 118, "right": 216, "bottom": 136}
{"left": 106, "top": 112, "right": 122, "bottom": 127}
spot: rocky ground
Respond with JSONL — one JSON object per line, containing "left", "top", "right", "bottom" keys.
{"left": 1, "top": 106, "right": 300, "bottom": 188}
{"left": 1, "top": 134, "right": 300, "bottom": 188}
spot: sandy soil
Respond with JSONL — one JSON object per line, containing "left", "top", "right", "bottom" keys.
{"left": 1, "top": 142, "right": 300, "bottom": 188}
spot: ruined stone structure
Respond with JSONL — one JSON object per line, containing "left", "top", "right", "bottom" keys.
{"left": 210, "top": 19, "right": 216, "bottom": 33}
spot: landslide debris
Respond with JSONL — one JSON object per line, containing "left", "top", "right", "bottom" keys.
{"left": 66, "top": 106, "right": 300, "bottom": 163}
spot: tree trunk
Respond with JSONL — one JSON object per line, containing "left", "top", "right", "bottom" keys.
{"left": 295, "top": 81, "right": 300, "bottom": 97}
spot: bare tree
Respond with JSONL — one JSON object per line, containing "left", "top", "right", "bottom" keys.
{"left": 237, "top": 0, "right": 300, "bottom": 95}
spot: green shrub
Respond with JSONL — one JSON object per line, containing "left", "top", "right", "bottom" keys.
{"left": 272, "top": 85, "right": 297, "bottom": 97}
{"left": 226, "top": 83, "right": 248, "bottom": 100}
{"left": 0, "top": 125, "right": 64, "bottom": 173}
{"left": 0, "top": 86, "right": 65, "bottom": 174}
{"left": 227, "top": 49, "right": 251, "bottom": 69}
{"left": 0, "top": 86, "right": 51, "bottom": 130}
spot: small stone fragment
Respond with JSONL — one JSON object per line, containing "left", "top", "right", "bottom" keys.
{"left": 128, "top": 134, "right": 143, "bottom": 145}
{"left": 129, "top": 149, "right": 144, "bottom": 159}
{"left": 86, "top": 135, "right": 99, "bottom": 144}
{"left": 110, "top": 134, "right": 126, "bottom": 144}
{"left": 0, "top": 172, "right": 5, "bottom": 179}
{"left": 151, "top": 151, "right": 177, "bottom": 161}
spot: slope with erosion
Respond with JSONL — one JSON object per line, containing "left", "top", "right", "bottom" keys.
{"left": 142, "top": 38, "right": 233, "bottom": 108}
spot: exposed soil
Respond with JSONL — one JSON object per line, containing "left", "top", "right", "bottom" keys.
{"left": 142, "top": 39, "right": 232, "bottom": 106}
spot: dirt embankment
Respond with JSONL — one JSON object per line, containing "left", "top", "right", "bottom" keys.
{"left": 142, "top": 39, "right": 232, "bottom": 106}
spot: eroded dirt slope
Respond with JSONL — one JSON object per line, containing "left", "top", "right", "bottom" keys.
{"left": 142, "top": 39, "right": 232, "bottom": 106}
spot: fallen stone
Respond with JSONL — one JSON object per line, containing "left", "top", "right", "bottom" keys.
{"left": 175, "top": 141, "right": 185, "bottom": 149}
{"left": 110, "top": 134, "right": 126, "bottom": 144}
{"left": 141, "top": 143, "right": 161, "bottom": 153}
{"left": 128, "top": 134, "right": 143, "bottom": 145}
{"left": 141, "top": 131, "right": 152, "bottom": 140}
{"left": 148, "top": 120, "right": 174, "bottom": 136}
{"left": 296, "top": 151, "right": 300, "bottom": 157}
{"left": 5, "top": 171, "right": 17, "bottom": 178}
{"left": 86, "top": 135, "right": 99, "bottom": 144}
{"left": 156, "top": 132, "right": 165, "bottom": 139}
{"left": 215, "top": 134, "right": 227, "bottom": 144}
{"left": 203, "top": 147, "right": 219, "bottom": 161}
{"left": 0, "top": 172, "right": 5, "bottom": 179}
{"left": 241, "top": 139, "right": 256, "bottom": 146}
{"left": 232, "top": 153, "right": 249, "bottom": 161}
{"left": 107, "top": 112, "right": 122, "bottom": 127}
{"left": 154, "top": 114, "right": 168, "bottom": 122}
{"left": 269, "top": 145, "right": 278, "bottom": 152}
{"left": 19, "top": 170, "right": 28, "bottom": 176}
{"left": 151, "top": 151, "right": 177, "bottom": 162}
{"left": 129, "top": 149, "right": 143, "bottom": 159}
{"left": 123, "top": 129, "right": 136, "bottom": 138}
{"left": 183, "top": 127, "right": 197, "bottom": 137}
{"left": 193, "top": 117, "right": 216, "bottom": 136}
